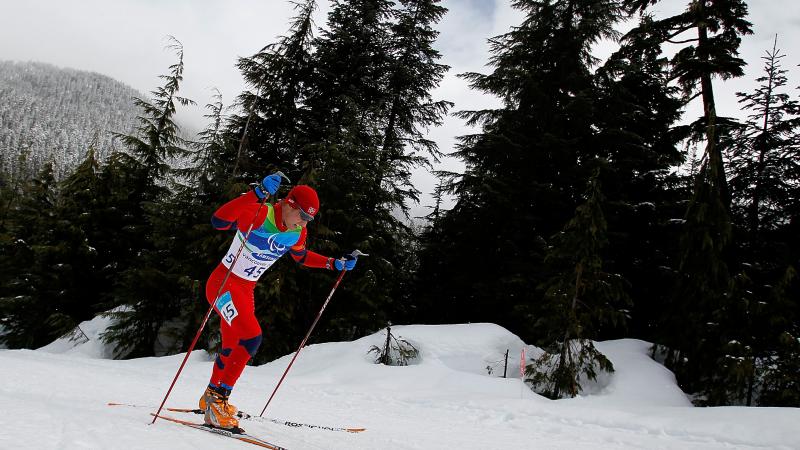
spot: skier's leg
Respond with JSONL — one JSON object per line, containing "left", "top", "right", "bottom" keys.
{"left": 211, "top": 294, "right": 261, "bottom": 390}
{"left": 199, "top": 267, "right": 258, "bottom": 429}
{"left": 218, "top": 331, "right": 262, "bottom": 388}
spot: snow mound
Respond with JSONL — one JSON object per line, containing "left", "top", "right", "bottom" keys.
{"left": 588, "top": 339, "right": 692, "bottom": 407}
{"left": 37, "top": 313, "right": 117, "bottom": 358}
{"left": 249, "top": 323, "right": 540, "bottom": 403}
{"left": 1, "top": 321, "right": 797, "bottom": 449}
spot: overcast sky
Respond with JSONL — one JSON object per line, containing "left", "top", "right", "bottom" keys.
{"left": 1, "top": 0, "right": 799, "bottom": 217}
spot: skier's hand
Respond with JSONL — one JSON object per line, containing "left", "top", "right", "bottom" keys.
{"left": 333, "top": 253, "right": 358, "bottom": 271}
{"left": 254, "top": 173, "right": 283, "bottom": 199}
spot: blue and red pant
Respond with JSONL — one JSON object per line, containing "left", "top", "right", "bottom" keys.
{"left": 205, "top": 263, "right": 263, "bottom": 391}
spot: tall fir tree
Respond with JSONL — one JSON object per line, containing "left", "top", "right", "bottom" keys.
{"left": 0, "top": 162, "right": 62, "bottom": 348}
{"left": 623, "top": 0, "right": 754, "bottom": 403}
{"left": 229, "top": 0, "right": 318, "bottom": 181}
{"left": 414, "top": 0, "right": 626, "bottom": 339}
{"left": 593, "top": 13, "right": 688, "bottom": 341}
{"left": 624, "top": 0, "right": 752, "bottom": 208}
{"left": 274, "top": 0, "right": 451, "bottom": 347}
{"left": 378, "top": 0, "right": 452, "bottom": 208}
{"left": 714, "top": 38, "right": 800, "bottom": 406}
{"left": 202, "top": 0, "right": 452, "bottom": 361}
{"left": 728, "top": 36, "right": 800, "bottom": 261}
{"left": 101, "top": 38, "right": 195, "bottom": 357}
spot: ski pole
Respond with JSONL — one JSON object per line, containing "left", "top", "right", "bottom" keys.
{"left": 151, "top": 172, "right": 290, "bottom": 425}
{"left": 259, "top": 249, "right": 368, "bottom": 417}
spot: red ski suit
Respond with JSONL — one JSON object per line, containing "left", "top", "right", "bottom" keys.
{"left": 206, "top": 191, "right": 333, "bottom": 389}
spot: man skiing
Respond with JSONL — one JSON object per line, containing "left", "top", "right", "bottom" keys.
{"left": 199, "top": 173, "right": 359, "bottom": 430}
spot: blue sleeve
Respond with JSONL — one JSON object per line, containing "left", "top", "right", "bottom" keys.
{"left": 211, "top": 215, "right": 237, "bottom": 230}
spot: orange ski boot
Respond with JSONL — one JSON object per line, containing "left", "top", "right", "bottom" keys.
{"left": 199, "top": 385, "right": 240, "bottom": 431}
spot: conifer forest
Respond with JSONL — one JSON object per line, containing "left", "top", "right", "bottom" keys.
{"left": 1, "top": 0, "right": 798, "bottom": 407}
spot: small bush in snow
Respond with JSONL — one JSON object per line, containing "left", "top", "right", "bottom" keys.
{"left": 526, "top": 339, "right": 613, "bottom": 399}
{"left": 369, "top": 325, "right": 419, "bottom": 366}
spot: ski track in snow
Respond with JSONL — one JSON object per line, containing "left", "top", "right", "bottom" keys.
{"left": 1, "top": 321, "right": 798, "bottom": 449}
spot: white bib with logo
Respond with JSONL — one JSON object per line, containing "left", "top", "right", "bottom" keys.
{"left": 221, "top": 231, "right": 281, "bottom": 281}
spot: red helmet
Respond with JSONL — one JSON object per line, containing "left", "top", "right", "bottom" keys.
{"left": 285, "top": 185, "right": 319, "bottom": 221}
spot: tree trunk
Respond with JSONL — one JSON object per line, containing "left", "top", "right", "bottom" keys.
{"left": 696, "top": 1, "right": 730, "bottom": 210}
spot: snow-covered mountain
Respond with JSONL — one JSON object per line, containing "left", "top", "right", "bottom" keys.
{"left": 0, "top": 61, "right": 141, "bottom": 179}
{"left": 1, "top": 318, "right": 798, "bottom": 449}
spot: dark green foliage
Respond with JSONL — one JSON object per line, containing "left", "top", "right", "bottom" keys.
{"left": 593, "top": 13, "right": 688, "bottom": 340}
{"left": 527, "top": 339, "right": 613, "bottom": 399}
{"left": 728, "top": 37, "right": 800, "bottom": 237}
{"left": 623, "top": 0, "right": 753, "bottom": 209}
{"left": 623, "top": 0, "right": 756, "bottom": 405}
{"left": 267, "top": 0, "right": 451, "bottom": 351}
{"left": 414, "top": 0, "right": 632, "bottom": 342}
{"left": 0, "top": 153, "right": 109, "bottom": 348}
{"left": 229, "top": 1, "right": 317, "bottom": 180}
{"left": 526, "top": 170, "right": 628, "bottom": 398}
{"left": 662, "top": 163, "right": 734, "bottom": 403}
{"left": 0, "top": 163, "right": 64, "bottom": 348}
{"left": 1, "top": 0, "right": 797, "bottom": 410}
{"left": 760, "top": 329, "right": 800, "bottom": 406}
{"left": 101, "top": 39, "right": 195, "bottom": 358}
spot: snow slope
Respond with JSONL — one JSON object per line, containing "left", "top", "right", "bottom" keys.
{"left": 1, "top": 321, "right": 798, "bottom": 449}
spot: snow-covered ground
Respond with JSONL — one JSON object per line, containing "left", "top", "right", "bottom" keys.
{"left": 1, "top": 318, "right": 798, "bottom": 449}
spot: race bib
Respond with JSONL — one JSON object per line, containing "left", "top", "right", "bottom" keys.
{"left": 221, "top": 231, "right": 281, "bottom": 281}
{"left": 215, "top": 291, "right": 238, "bottom": 326}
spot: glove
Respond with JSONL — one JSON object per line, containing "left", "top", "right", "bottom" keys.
{"left": 333, "top": 253, "right": 358, "bottom": 271}
{"left": 254, "top": 173, "right": 282, "bottom": 199}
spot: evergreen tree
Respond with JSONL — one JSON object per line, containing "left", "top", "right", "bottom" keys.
{"left": 593, "top": 14, "right": 688, "bottom": 341}
{"left": 415, "top": 0, "right": 625, "bottom": 339}
{"left": 378, "top": 0, "right": 452, "bottom": 208}
{"left": 0, "top": 162, "right": 69, "bottom": 348}
{"left": 275, "top": 0, "right": 450, "bottom": 348}
{"left": 101, "top": 39, "right": 195, "bottom": 357}
{"left": 623, "top": 0, "right": 752, "bottom": 209}
{"left": 713, "top": 37, "right": 800, "bottom": 406}
{"left": 230, "top": 0, "right": 317, "bottom": 180}
{"left": 47, "top": 147, "right": 109, "bottom": 331}
{"left": 623, "top": 0, "right": 754, "bottom": 403}
{"left": 728, "top": 36, "right": 800, "bottom": 244}
{"left": 665, "top": 166, "right": 733, "bottom": 403}
{"left": 526, "top": 168, "right": 629, "bottom": 398}
{"left": 195, "top": 0, "right": 452, "bottom": 360}
{"left": 113, "top": 36, "right": 195, "bottom": 195}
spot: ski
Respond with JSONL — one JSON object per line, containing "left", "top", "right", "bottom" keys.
{"left": 109, "top": 402, "right": 366, "bottom": 433}
{"left": 167, "top": 407, "right": 366, "bottom": 433}
{"left": 150, "top": 413, "right": 288, "bottom": 450}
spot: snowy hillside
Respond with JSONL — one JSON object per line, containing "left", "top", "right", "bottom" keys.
{"left": 1, "top": 319, "right": 798, "bottom": 449}
{"left": 0, "top": 61, "right": 141, "bottom": 179}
